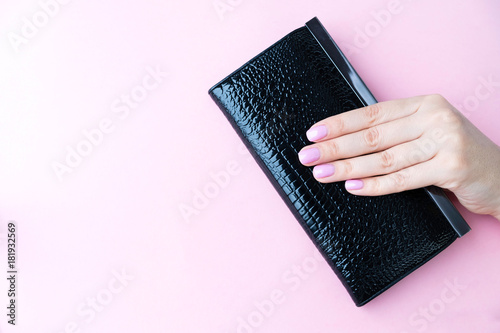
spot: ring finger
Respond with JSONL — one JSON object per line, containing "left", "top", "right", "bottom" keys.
{"left": 311, "top": 137, "right": 439, "bottom": 182}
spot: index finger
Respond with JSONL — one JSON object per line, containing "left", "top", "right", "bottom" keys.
{"left": 305, "top": 96, "right": 423, "bottom": 142}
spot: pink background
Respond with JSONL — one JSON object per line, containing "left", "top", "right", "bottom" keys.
{"left": 1, "top": 0, "right": 500, "bottom": 332}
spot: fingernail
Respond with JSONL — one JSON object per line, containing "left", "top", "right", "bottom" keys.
{"left": 345, "top": 179, "right": 364, "bottom": 190}
{"left": 313, "top": 164, "right": 335, "bottom": 178}
{"left": 306, "top": 125, "right": 328, "bottom": 141}
{"left": 298, "top": 147, "right": 320, "bottom": 164}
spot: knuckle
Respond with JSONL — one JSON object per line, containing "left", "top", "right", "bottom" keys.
{"left": 333, "top": 117, "right": 345, "bottom": 134}
{"left": 437, "top": 107, "right": 462, "bottom": 127}
{"left": 363, "top": 104, "right": 381, "bottom": 124}
{"left": 343, "top": 160, "right": 354, "bottom": 176}
{"left": 426, "top": 107, "right": 463, "bottom": 138}
{"left": 426, "top": 93, "right": 447, "bottom": 105}
{"left": 391, "top": 171, "right": 408, "bottom": 190}
{"left": 380, "top": 150, "right": 395, "bottom": 169}
{"left": 407, "top": 148, "right": 426, "bottom": 165}
{"left": 371, "top": 178, "right": 382, "bottom": 195}
{"left": 363, "top": 127, "right": 381, "bottom": 148}
{"left": 445, "top": 154, "right": 467, "bottom": 174}
{"left": 438, "top": 155, "right": 468, "bottom": 189}
{"left": 443, "top": 131, "right": 467, "bottom": 149}
{"left": 327, "top": 140, "right": 340, "bottom": 156}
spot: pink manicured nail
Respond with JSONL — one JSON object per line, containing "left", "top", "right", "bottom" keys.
{"left": 298, "top": 147, "right": 320, "bottom": 164}
{"left": 313, "top": 164, "right": 335, "bottom": 178}
{"left": 306, "top": 125, "right": 328, "bottom": 141}
{"left": 345, "top": 179, "right": 364, "bottom": 190}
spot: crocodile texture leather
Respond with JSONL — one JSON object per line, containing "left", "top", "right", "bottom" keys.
{"left": 208, "top": 26, "right": 458, "bottom": 306}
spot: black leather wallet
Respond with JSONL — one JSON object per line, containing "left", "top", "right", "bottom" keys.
{"left": 208, "top": 17, "right": 470, "bottom": 306}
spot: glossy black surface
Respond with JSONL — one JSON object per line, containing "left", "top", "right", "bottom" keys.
{"left": 209, "top": 20, "right": 461, "bottom": 306}
{"left": 306, "top": 17, "right": 470, "bottom": 237}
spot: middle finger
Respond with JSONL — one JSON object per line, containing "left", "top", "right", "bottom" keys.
{"left": 298, "top": 115, "right": 423, "bottom": 165}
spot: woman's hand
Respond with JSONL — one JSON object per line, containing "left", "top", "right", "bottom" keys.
{"left": 298, "top": 94, "right": 500, "bottom": 221}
